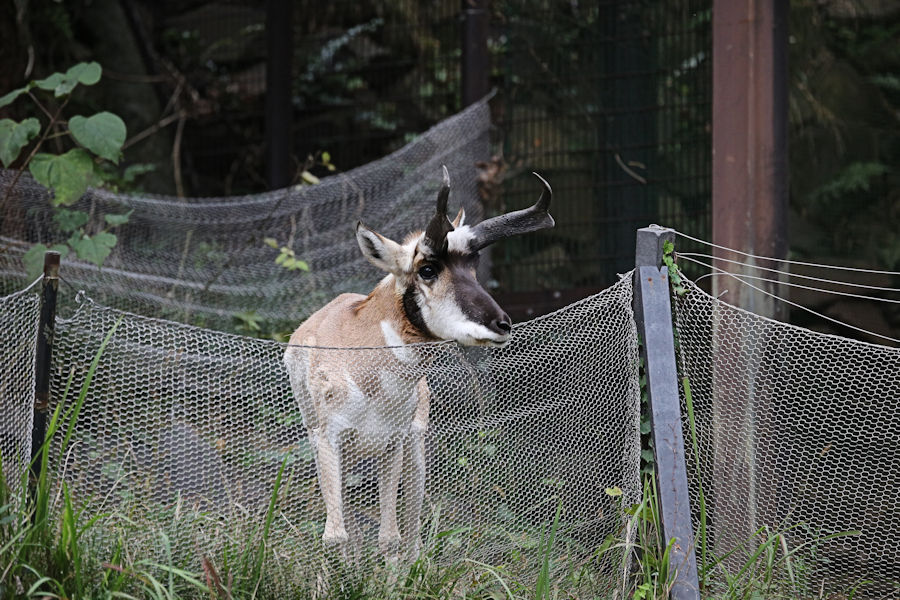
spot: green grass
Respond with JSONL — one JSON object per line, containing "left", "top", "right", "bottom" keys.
{"left": 0, "top": 449, "right": 883, "bottom": 599}
{"left": 0, "top": 324, "right": 885, "bottom": 599}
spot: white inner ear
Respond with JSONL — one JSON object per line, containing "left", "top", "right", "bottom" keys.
{"left": 452, "top": 208, "right": 466, "bottom": 228}
{"left": 356, "top": 225, "right": 406, "bottom": 275}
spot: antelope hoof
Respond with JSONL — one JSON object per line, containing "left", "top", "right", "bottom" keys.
{"left": 322, "top": 524, "right": 349, "bottom": 547}
{"left": 378, "top": 529, "right": 401, "bottom": 555}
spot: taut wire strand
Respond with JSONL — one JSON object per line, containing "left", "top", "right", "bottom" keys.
{"left": 677, "top": 256, "right": 900, "bottom": 304}
{"left": 677, "top": 255, "right": 900, "bottom": 345}
{"left": 673, "top": 230, "right": 900, "bottom": 276}
{"left": 678, "top": 252, "right": 900, "bottom": 293}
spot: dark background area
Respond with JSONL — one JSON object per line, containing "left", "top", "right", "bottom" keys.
{"left": 0, "top": 0, "right": 897, "bottom": 339}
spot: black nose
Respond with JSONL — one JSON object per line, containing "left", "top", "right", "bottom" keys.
{"left": 492, "top": 313, "right": 512, "bottom": 335}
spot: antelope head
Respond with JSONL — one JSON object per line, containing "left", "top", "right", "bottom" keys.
{"left": 355, "top": 166, "right": 554, "bottom": 347}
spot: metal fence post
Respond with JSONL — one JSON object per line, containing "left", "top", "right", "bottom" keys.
{"left": 265, "top": 0, "right": 293, "bottom": 190}
{"left": 30, "top": 251, "right": 60, "bottom": 484}
{"left": 461, "top": 0, "right": 489, "bottom": 107}
{"left": 632, "top": 226, "right": 700, "bottom": 599}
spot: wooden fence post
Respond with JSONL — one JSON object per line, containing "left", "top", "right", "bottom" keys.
{"left": 633, "top": 226, "right": 700, "bottom": 599}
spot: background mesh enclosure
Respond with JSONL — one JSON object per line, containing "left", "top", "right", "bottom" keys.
{"left": 0, "top": 286, "right": 39, "bottom": 496}
{"left": 0, "top": 97, "right": 490, "bottom": 332}
{"left": 674, "top": 276, "right": 900, "bottom": 594}
{"left": 25, "top": 275, "right": 640, "bottom": 594}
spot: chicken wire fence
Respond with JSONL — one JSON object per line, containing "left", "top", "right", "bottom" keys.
{"left": 674, "top": 276, "right": 900, "bottom": 595}
{"left": 2, "top": 274, "right": 641, "bottom": 595}
{"left": 0, "top": 96, "right": 490, "bottom": 333}
{"left": 0, "top": 284, "right": 39, "bottom": 499}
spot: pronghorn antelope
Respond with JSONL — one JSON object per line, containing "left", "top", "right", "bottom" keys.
{"left": 283, "top": 167, "right": 553, "bottom": 556}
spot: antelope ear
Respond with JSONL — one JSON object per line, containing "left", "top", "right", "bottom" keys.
{"left": 451, "top": 208, "right": 466, "bottom": 228}
{"left": 356, "top": 222, "right": 405, "bottom": 274}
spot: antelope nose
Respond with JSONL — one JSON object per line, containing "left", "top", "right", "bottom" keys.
{"left": 492, "top": 313, "right": 512, "bottom": 335}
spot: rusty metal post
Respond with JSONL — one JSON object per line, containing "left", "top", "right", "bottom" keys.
{"left": 711, "top": 0, "right": 788, "bottom": 563}
{"left": 461, "top": 0, "right": 489, "bottom": 106}
{"left": 712, "top": 0, "right": 788, "bottom": 312}
{"left": 30, "top": 251, "right": 60, "bottom": 482}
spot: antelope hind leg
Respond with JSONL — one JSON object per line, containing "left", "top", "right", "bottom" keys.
{"left": 377, "top": 438, "right": 404, "bottom": 555}
{"left": 317, "top": 429, "right": 348, "bottom": 546}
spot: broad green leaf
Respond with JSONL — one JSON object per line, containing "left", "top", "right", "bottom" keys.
{"left": 29, "top": 149, "right": 94, "bottom": 206}
{"left": 104, "top": 210, "right": 132, "bottom": 227}
{"left": 291, "top": 259, "right": 309, "bottom": 271}
{"left": 66, "top": 62, "right": 102, "bottom": 86}
{"left": 23, "top": 244, "right": 48, "bottom": 282}
{"left": 33, "top": 63, "right": 102, "bottom": 97}
{"left": 53, "top": 208, "right": 89, "bottom": 232}
{"left": 300, "top": 170, "right": 320, "bottom": 185}
{"left": 604, "top": 486, "right": 623, "bottom": 497}
{"left": 72, "top": 231, "right": 116, "bottom": 267}
{"left": 0, "top": 118, "right": 40, "bottom": 167}
{"left": 68, "top": 112, "right": 126, "bottom": 164}
{"left": 0, "top": 86, "right": 28, "bottom": 109}
{"left": 34, "top": 72, "right": 65, "bottom": 92}
{"left": 50, "top": 244, "right": 70, "bottom": 258}
{"left": 263, "top": 237, "right": 279, "bottom": 249}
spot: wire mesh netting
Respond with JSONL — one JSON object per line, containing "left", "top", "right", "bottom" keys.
{"left": 0, "top": 285, "right": 39, "bottom": 497}
{"left": 674, "top": 275, "right": 900, "bottom": 594}
{"left": 14, "top": 274, "right": 641, "bottom": 594}
{"left": 0, "top": 96, "right": 490, "bottom": 333}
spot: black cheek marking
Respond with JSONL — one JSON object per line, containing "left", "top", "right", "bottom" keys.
{"left": 403, "top": 286, "right": 433, "bottom": 337}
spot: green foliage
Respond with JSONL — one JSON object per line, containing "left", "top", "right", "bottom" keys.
{"left": 29, "top": 148, "right": 95, "bottom": 206}
{"left": 0, "top": 62, "right": 136, "bottom": 280}
{"left": 662, "top": 240, "right": 686, "bottom": 297}
{"left": 0, "top": 117, "right": 40, "bottom": 167}
{"left": 33, "top": 62, "right": 102, "bottom": 96}
{"left": 264, "top": 237, "right": 310, "bottom": 273}
{"left": 789, "top": 2, "right": 900, "bottom": 270}
{"left": 68, "top": 112, "right": 127, "bottom": 164}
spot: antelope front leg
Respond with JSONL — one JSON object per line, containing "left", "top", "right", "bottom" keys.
{"left": 403, "top": 382, "right": 430, "bottom": 558}
{"left": 402, "top": 426, "right": 426, "bottom": 558}
{"left": 377, "top": 438, "right": 403, "bottom": 555}
{"left": 316, "top": 428, "right": 348, "bottom": 547}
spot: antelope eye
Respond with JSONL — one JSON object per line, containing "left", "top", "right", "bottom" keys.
{"left": 418, "top": 264, "right": 438, "bottom": 280}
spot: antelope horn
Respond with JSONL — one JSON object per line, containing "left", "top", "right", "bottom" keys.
{"left": 468, "top": 172, "right": 554, "bottom": 252}
{"left": 423, "top": 165, "right": 454, "bottom": 254}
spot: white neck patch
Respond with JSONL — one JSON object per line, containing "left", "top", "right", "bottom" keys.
{"left": 380, "top": 320, "right": 416, "bottom": 363}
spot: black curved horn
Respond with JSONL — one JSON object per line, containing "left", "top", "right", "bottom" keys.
{"left": 468, "top": 172, "right": 554, "bottom": 252}
{"left": 423, "top": 165, "right": 454, "bottom": 254}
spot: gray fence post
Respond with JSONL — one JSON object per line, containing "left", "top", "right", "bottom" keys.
{"left": 30, "top": 251, "right": 60, "bottom": 484}
{"left": 632, "top": 226, "right": 700, "bottom": 599}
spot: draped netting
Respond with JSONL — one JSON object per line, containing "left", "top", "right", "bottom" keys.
{"left": 0, "top": 97, "right": 491, "bottom": 331}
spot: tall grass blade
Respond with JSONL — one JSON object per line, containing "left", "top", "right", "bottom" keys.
{"left": 682, "top": 375, "right": 707, "bottom": 582}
